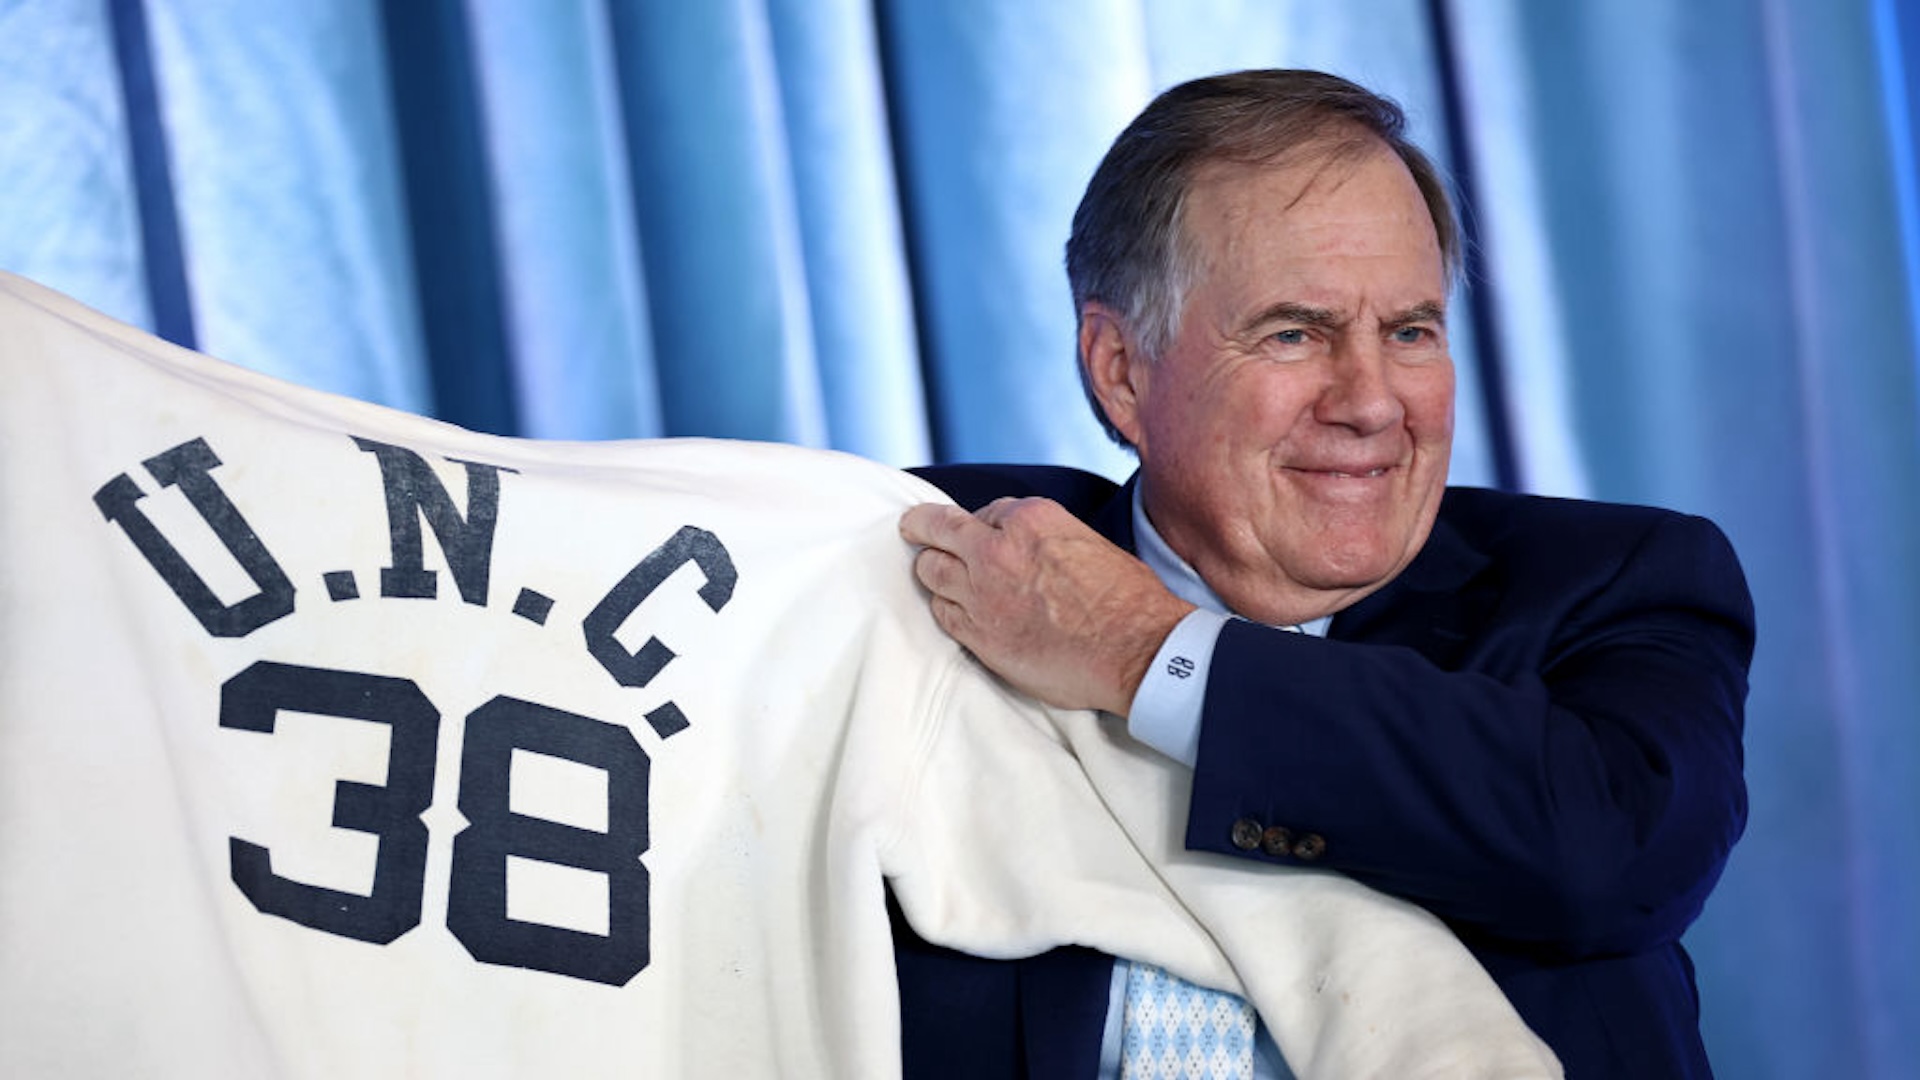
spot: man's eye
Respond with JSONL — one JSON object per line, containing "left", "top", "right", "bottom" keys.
{"left": 1272, "top": 329, "right": 1309, "bottom": 345}
{"left": 1391, "top": 326, "right": 1429, "bottom": 344}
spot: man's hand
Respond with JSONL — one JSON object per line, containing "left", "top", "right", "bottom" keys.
{"left": 899, "top": 497, "right": 1195, "bottom": 716}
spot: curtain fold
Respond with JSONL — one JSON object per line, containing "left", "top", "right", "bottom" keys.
{"left": 605, "top": 0, "right": 826, "bottom": 446}
{"left": 1756, "top": 4, "right": 1920, "bottom": 1074}
{"left": 1, "top": 1, "right": 1915, "bottom": 1075}
{"left": 0, "top": 0, "right": 150, "bottom": 328}
{"left": 143, "top": 0, "right": 429, "bottom": 414}
{"left": 465, "top": 0, "right": 662, "bottom": 442}
{"left": 765, "top": 0, "right": 928, "bottom": 465}
{"left": 877, "top": 0, "right": 1143, "bottom": 476}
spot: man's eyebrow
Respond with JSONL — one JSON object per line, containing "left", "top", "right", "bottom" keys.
{"left": 1385, "top": 301, "right": 1448, "bottom": 327}
{"left": 1248, "top": 301, "right": 1342, "bottom": 330}
{"left": 1245, "top": 300, "right": 1447, "bottom": 332}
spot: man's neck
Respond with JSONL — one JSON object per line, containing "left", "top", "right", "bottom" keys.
{"left": 1131, "top": 486, "right": 1330, "bottom": 636}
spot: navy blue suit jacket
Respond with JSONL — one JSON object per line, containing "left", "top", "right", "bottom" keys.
{"left": 893, "top": 464, "right": 1754, "bottom": 1080}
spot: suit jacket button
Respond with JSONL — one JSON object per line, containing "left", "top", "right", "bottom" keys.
{"left": 1230, "top": 818, "right": 1264, "bottom": 851}
{"left": 1291, "top": 833, "right": 1327, "bottom": 861}
{"left": 1260, "top": 826, "right": 1293, "bottom": 857}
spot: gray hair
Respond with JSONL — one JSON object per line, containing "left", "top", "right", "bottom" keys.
{"left": 1066, "top": 69, "right": 1461, "bottom": 445}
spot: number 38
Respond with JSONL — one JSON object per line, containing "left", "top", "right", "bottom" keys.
{"left": 220, "top": 660, "right": 649, "bottom": 987}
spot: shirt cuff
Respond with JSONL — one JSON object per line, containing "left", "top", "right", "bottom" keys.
{"left": 1125, "top": 608, "right": 1231, "bottom": 767}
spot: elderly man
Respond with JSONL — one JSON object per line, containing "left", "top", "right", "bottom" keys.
{"left": 894, "top": 70, "right": 1753, "bottom": 1079}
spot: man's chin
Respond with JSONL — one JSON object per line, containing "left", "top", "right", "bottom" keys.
{"left": 1288, "top": 545, "right": 1408, "bottom": 596}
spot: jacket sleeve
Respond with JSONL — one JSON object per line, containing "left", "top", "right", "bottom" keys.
{"left": 1184, "top": 508, "right": 1754, "bottom": 960}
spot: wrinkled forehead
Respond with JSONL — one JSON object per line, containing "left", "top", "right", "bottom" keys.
{"left": 1183, "top": 131, "right": 1423, "bottom": 227}
{"left": 1178, "top": 142, "right": 1444, "bottom": 281}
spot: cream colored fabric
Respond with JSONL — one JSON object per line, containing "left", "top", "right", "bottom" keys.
{"left": 0, "top": 273, "right": 1558, "bottom": 1079}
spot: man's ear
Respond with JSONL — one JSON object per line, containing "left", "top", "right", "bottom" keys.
{"left": 1079, "top": 302, "right": 1149, "bottom": 450}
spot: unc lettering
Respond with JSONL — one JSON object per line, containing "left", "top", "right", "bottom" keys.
{"left": 353, "top": 436, "right": 514, "bottom": 606}
{"left": 92, "top": 436, "right": 297, "bottom": 638}
{"left": 583, "top": 525, "right": 738, "bottom": 690}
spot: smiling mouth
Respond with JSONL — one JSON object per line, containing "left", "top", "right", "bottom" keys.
{"left": 1292, "top": 466, "right": 1392, "bottom": 478}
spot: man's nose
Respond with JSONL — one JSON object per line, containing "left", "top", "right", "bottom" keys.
{"left": 1313, "top": 339, "right": 1403, "bottom": 433}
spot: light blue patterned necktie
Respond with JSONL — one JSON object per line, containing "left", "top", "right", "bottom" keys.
{"left": 1119, "top": 961, "right": 1256, "bottom": 1079}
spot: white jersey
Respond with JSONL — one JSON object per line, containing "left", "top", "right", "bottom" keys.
{"left": 0, "top": 272, "right": 1559, "bottom": 1079}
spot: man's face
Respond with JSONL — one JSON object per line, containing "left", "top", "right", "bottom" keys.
{"left": 1106, "top": 141, "right": 1454, "bottom": 625}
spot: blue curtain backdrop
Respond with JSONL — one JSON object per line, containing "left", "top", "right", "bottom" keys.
{"left": 4, "top": 0, "right": 1917, "bottom": 1075}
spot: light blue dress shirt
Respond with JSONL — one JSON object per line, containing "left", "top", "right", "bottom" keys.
{"left": 1095, "top": 487, "right": 1326, "bottom": 1080}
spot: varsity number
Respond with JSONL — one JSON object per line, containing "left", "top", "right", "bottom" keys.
{"left": 219, "top": 661, "right": 651, "bottom": 986}
{"left": 448, "top": 697, "right": 650, "bottom": 985}
{"left": 221, "top": 661, "right": 438, "bottom": 945}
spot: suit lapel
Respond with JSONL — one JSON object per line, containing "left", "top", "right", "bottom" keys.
{"left": 1090, "top": 474, "right": 1139, "bottom": 551}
